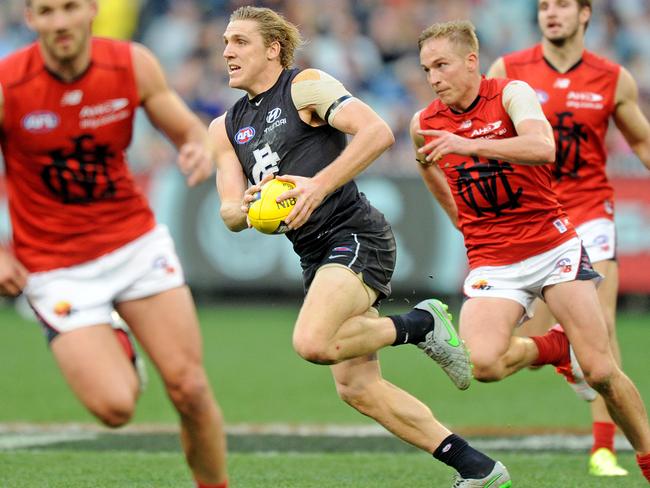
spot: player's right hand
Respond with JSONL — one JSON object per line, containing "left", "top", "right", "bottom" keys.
{"left": 0, "top": 249, "right": 28, "bottom": 297}
{"left": 240, "top": 172, "right": 275, "bottom": 214}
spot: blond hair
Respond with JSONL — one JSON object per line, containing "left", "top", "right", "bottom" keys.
{"left": 417, "top": 20, "right": 479, "bottom": 55}
{"left": 230, "top": 6, "right": 302, "bottom": 68}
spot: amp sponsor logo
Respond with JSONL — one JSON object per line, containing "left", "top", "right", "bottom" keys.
{"left": 22, "top": 111, "right": 60, "bottom": 133}
{"left": 470, "top": 120, "right": 505, "bottom": 138}
{"left": 566, "top": 91, "right": 604, "bottom": 110}
{"left": 235, "top": 126, "right": 255, "bottom": 144}
{"left": 79, "top": 98, "right": 130, "bottom": 129}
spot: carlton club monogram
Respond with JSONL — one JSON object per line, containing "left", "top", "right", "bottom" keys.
{"left": 553, "top": 111, "right": 588, "bottom": 180}
{"left": 41, "top": 134, "right": 116, "bottom": 204}
{"left": 455, "top": 156, "right": 523, "bottom": 217}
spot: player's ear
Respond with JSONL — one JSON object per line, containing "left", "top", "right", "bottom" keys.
{"left": 267, "top": 40, "right": 281, "bottom": 63}
{"left": 88, "top": 0, "right": 99, "bottom": 20}
{"left": 465, "top": 52, "right": 479, "bottom": 73}
{"left": 24, "top": 5, "right": 35, "bottom": 31}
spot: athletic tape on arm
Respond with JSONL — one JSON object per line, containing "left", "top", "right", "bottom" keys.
{"left": 502, "top": 80, "right": 548, "bottom": 127}
{"left": 291, "top": 69, "right": 354, "bottom": 124}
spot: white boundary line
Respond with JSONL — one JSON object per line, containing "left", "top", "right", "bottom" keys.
{"left": 0, "top": 423, "right": 634, "bottom": 452}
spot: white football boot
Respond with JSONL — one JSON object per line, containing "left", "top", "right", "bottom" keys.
{"left": 414, "top": 299, "right": 472, "bottom": 390}
{"left": 452, "top": 461, "right": 512, "bottom": 488}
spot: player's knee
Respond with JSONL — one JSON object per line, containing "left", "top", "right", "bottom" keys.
{"left": 92, "top": 397, "right": 136, "bottom": 428}
{"left": 292, "top": 333, "right": 337, "bottom": 365}
{"left": 582, "top": 362, "right": 615, "bottom": 393}
{"left": 336, "top": 380, "right": 376, "bottom": 415}
{"left": 165, "top": 366, "right": 211, "bottom": 416}
{"left": 470, "top": 357, "right": 504, "bottom": 382}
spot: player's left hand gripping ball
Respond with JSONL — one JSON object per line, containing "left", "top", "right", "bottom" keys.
{"left": 248, "top": 179, "right": 296, "bottom": 234}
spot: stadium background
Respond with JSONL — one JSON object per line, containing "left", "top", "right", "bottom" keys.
{"left": 1, "top": 0, "right": 650, "bottom": 299}
{"left": 1, "top": 1, "right": 650, "bottom": 486}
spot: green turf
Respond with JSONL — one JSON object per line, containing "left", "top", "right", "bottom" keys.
{"left": 0, "top": 450, "right": 646, "bottom": 487}
{"left": 1, "top": 303, "right": 649, "bottom": 430}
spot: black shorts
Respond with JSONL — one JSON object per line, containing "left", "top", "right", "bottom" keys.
{"left": 300, "top": 227, "right": 396, "bottom": 305}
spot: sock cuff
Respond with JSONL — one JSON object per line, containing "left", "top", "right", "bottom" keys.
{"left": 638, "top": 452, "right": 650, "bottom": 466}
{"left": 388, "top": 314, "right": 407, "bottom": 346}
{"left": 196, "top": 480, "right": 228, "bottom": 488}
{"left": 433, "top": 433, "right": 468, "bottom": 458}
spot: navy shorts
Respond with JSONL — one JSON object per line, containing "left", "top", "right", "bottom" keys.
{"left": 300, "top": 227, "right": 396, "bottom": 305}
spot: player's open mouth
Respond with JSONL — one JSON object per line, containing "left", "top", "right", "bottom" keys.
{"left": 228, "top": 64, "right": 241, "bottom": 74}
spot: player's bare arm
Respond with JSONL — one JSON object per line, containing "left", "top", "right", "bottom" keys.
{"left": 410, "top": 110, "right": 459, "bottom": 228}
{"left": 486, "top": 57, "right": 507, "bottom": 78}
{"left": 613, "top": 66, "right": 650, "bottom": 170}
{"left": 277, "top": 69, "right": 394, "bottom": 230}
{"left": 132, "top": 43, "right": 213, "bottom": 187}
{"left": 209, "top": 114, "right": 250, "bottom": 232}
{"left": 418, "top": 81, "right": 555, "bottom": 165}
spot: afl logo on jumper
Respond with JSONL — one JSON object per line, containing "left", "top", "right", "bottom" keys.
{"left": 535, "top": 89, "right": 549, "bottom": 104}
{"left": 22, "top": 111, "right": 60, "bottom": 133}
{"left": 235, "top": 126, "right": 255, "bottom": 144}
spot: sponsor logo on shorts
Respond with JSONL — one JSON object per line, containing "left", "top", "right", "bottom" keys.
{"left": 333, "top": 246, "right": 352, "bottom": 253}
{"left": 555, "top": 257, "right": 573, "bottom": 273}
{"left": 153, "top": 256, "right": 176, "bottom": 274}
{"left": 235, "top": 126, "right": 255, "bottom": 144}
{"left": 471, "top": 279, "right": 492, "bottom": 290}
{"left": 53, "top": 301, "right": 74, "bottom": 317}
{"left": 593, "top": 234, "right": 610, "bottom": 252}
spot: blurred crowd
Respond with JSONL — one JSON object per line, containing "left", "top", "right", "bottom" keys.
{"left": 1, "top": 0, "right": 649, "bottom": 175}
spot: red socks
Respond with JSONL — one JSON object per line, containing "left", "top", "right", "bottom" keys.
{"left": 591, "top": 421, "right": 616, "bottom": 453}
{"left": 531, "top": 325, "right": 569, "bottom": 367}
{"left": 637, "top": 452, "right": 650, "bottom": 482}
{"left": 196, "top": 481, "right": 228, "bottom": 488}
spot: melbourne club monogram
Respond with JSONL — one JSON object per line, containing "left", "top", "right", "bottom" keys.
{"left": 455, "top": 156, "right": 523, "bottom": 217}
{"left": 553, "top": 111, "right": 588, "bottom": 180}
{"left": 41, "top": 134, "right": 116, "bottom": 204}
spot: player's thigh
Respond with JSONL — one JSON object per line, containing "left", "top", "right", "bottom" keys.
{"left": 593, "top": 259, "right": 618, "bottom": 331}
{"left": 116, "top": 286, "right": 204, "bottom": 382}
{"left": 330, "top": 353, "right": 382, "bottom": 402}
{"left": 51, "top": 324, "right": 138, "bottom": 410}
{"left": 460, "top": 297, "right": 523, "bottom": 364}
{"left": 296, "top": 265, "right": 377, "bottom": 339}
{"left": 515, "top": 298, "right": 555, "bottom": 337}
{"left": 543, "top": 280, "right": 611, "bottom": 368}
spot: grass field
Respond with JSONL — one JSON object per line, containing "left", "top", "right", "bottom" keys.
{"left": 1, "top": 302, "right": 649, "bottom": 486}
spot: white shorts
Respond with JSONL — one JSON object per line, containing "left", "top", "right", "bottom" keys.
{"left": 26, "top": 225, "right": 185, "bottom": 336}
{"left": 463, "top": 237, "right": 600, "bottom": 321}
{"left": 576, "top": 218, "right": 616, "bottom": 263}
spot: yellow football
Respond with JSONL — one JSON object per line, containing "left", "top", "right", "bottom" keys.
{"left": 248, "top": 179, "right": 296, "bottom": 234}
